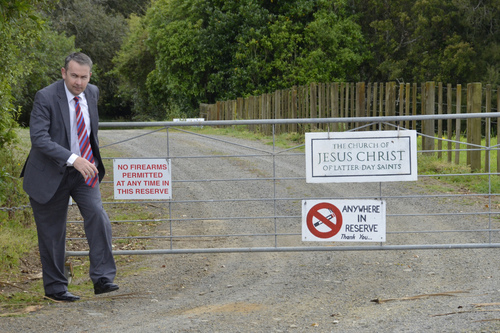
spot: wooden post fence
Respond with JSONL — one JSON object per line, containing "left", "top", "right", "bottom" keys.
{"left": 201, "top": 81, "right": 499, "bottom": 172}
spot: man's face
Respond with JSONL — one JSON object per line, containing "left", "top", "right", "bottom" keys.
{"left": 61, "top": 60, "right": 92, "bottom": 96}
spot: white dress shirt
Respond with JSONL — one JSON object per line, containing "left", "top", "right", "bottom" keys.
{"left": 64, "top": 83, "right": 91, "bottom": 165}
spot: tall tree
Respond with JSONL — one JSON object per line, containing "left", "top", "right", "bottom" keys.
{"left": 0, "top": 0, "right": 46, "bottom": 145}
{"left": 112, "top": 13, "right": 157, "bottom": 119}
{"left": 115, "top": 0, "right": 368, "bottom": 119}
{"left": 45, "top": 0, "right": 131, "bottom": 119}
{"left": 355, "top": 0, "right": 497, "bottom": 84}
{"left": 12, "top": 29, "right": 76, "bottom": 126}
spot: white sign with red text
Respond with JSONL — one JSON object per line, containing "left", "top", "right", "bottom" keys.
{"left": 113, "top": 158, "right": 171, "bottom": 200}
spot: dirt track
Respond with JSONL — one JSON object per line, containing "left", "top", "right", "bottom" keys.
{"left": 2, "top": 129, "right": 500, "bottom": 333}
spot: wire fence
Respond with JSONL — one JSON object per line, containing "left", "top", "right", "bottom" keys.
{"left": 59, "top": 114, "right": 500, "bottom": 256}
{"left": 4, "top": 114, "right": 500, "bottom": 255}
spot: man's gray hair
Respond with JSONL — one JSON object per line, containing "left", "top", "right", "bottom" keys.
{"left": 64, "top": 52, "right": 93, "bottom": 71}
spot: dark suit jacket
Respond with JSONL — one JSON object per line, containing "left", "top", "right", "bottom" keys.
{"left": 21, "top": 80, "right": 105, "bottom": 204}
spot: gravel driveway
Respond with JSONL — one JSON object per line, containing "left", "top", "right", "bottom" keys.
{"left": 2, "top": 129, "right": 499, "bottom": 333}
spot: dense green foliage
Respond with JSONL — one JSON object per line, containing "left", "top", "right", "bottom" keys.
{"left": 1, "top": 0, "right": 150, "bottom": 129}
{"left": 114, "top": 0, "right": 369, "bottom": 118}
{"left": 0, "top": 0, "right": 42, "bottom": 146}
{"left": 0, "top": 0, "right": 78, "bottom": 132}
{"left": 113, "top": 0, "right": 500, "bottom": 120}
{"left": 44, "top": 0, "right": 131, "bottom": 119}
{"left": 357, "top": 0, "right": 499, "bottom": 83}
{"left": 4, "top": 0, "right": 500, "bottom": 126}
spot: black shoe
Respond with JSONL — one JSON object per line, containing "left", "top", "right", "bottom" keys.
{"left": 45, "top": 291, "right": 80, "bottom": 302}
{"left": 94, "top": 278, "right": 119, "bottom": 295}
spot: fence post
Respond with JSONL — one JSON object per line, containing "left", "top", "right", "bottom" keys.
{"left": 332, "top": 83, "right": 339, "bottom": 132}
{"left": 366, "top": 82, "right": 372, "bottom": 129}
{"left": 216, "top": 101, "right": 222, "bottom": 122}
{"left": 274, "top": 90, "right": 281, "bottom": 135}
{"left": 385, "top": 82, "right": 396, "bottom": 129}
{"left": 318, "top": 83, "right": 324, "bottom": 129}
{"left": 467, "top": 82, "right": 482, "bottom": 172}
{"left": 370, "top": 83, "right": 377, "bottom": 131}
{"left": 405, "top": 83, "right": 410, "bottom": 130}
{"left": 455, "top": 84, "right": 462, "bottom": 165}
{"left": 412, "top": 83, "right": 417, "bottom": 130}
{"left": 248, "top": 96, "right": 254, "bottom": 131}
{"left": 437, "top": 82, "right": 443, "bottom": 159}
{"left": 266, "top": 93, "right": 272, "bottom": 135}
{"left": 310, "top": 83, "right": 317, "bottom": 130}
{"left": 236, "top": 97, "right": 243, "bottom": 120}
{"left": 356, "top": 82, "right": 366, "bottom": 129}
{"left": 340, "top": 83, "right": 345, "bottom": 130}
{"left": 223, "top": 100, "right": 228, "bottom": 120}
{"left": 485, "top": 84, "right": 491, "bottom": 173}
{"left": 398, "top": 82, "right": 404, "bottom": 122}
{"left": 497, "top": 87, "right": 500, "bottom": 174}
{"left": 199, "top": 103, "right": 207, "bottom": 119}
{"left": 291, "top": 86, "right": 297, "bottom": 133}
{"left": 447, "top": 84, "right": 453, "bottom": 163}
{"left": 378, "top": 83, "right": 384, "bottom": 130}
{"left": 326, "top": 82, "right": 331, "bottom": 118}
{"left": 344, "top": 83, "right": 350, "bottom": 128}
{"left": 286, "top": 89, "right": 291, "bottom": 132}
{"left": 303, "top": 86, "right": 309, "bottom": 133}
{"left": 422, "top": 81, "right": 435, "bottom": 154}
{"left": 258, "top": 94, "right": 264, "bottom": 133}
{"left": 350, "top": 83, "right": 355, "bottom": 128}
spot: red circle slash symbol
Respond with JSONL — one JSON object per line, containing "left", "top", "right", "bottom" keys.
{"left": 306, "top": 202, "right": 343, "bottom": 239}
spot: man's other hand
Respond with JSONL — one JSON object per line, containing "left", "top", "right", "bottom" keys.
{"left": 73, "top": 157, "right": 98, "bottom": 180}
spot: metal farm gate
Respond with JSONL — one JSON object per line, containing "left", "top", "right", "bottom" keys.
{"left": 65, "top": 114, "right": 500, "bottom": 258}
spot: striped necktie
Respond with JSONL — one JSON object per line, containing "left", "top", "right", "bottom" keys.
{"left": 74, "top": 96, "right": 98, "bottom": 188}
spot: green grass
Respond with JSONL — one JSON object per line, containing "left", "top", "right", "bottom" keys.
{"left": 417, "top": 135, "right": 500, "bottom": 193}
{"left": 0, "top": 129, "right": 41, "bottom": 315}
{"left": 188, "top": 125, "right": 306, "bottom": 149}
{"left": 0, "top": 220, "right": 37, "bottom": 270}
{"left": 0, "top": 129, "right": 35, "bottom": 275}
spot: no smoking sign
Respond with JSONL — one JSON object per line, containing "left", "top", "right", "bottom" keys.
{"left": 302, "top": 200, "right": 386, "bottom": 242}
{"left": 306, "top": 202, "right": 343, "bottom": 239}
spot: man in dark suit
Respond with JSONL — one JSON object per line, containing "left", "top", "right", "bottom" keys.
{"left": 21, "top": 52, "right": 118, "bottom": 302}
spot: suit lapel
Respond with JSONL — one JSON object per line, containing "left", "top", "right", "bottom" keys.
{"left": 57, "top": 80, "right": 71, "bottom": 147}
{"left": 85, "top": 87, "right": 99, "bottom": 137}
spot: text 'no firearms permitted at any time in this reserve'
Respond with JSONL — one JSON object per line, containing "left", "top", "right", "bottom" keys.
{"left": 113, "top": 158, "right": 172, "bottom": 200}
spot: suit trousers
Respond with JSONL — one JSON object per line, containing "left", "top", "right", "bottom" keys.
{"left": 30, "top": 167, "right": 116, "bottom": 294}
